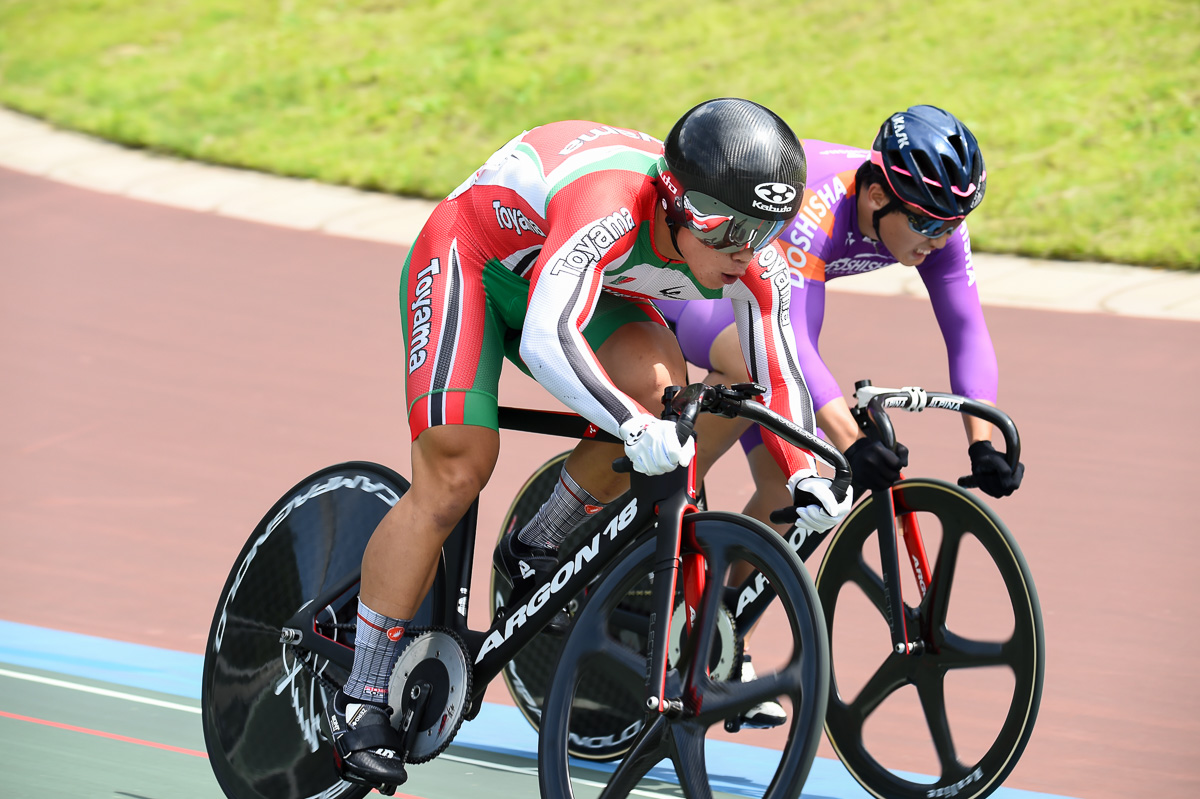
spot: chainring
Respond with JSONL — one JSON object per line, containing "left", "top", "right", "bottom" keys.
{"left": 386, "top": 628, "right": 471, "bottom": 763}
{"left": 668, "top": 600, "right": 738, "bottom": 682}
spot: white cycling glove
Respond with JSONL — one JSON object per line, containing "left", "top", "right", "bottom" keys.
{"left": 786, "top": 470, "right": 853, "bottom": 533}
{"left": 619, "top": 414, "right": 696, "bottom": 476}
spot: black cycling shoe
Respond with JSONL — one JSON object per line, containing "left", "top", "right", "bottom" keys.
{"left": 328, "top": 690, "right": 408, "bottom": 788}
{"left": 493, "top": 532, "right": 571, "bottom": 635}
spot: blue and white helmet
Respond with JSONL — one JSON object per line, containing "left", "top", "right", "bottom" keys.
{"left": 871, "top": 105, "right": 986, "bottom": 220}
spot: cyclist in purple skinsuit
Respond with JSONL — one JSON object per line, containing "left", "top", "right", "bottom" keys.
{"left": 659, "top": 105, "right": 1026, "bottom": 728}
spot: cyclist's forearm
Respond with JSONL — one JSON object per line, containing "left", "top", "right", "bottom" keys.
{"left": 964, "top": 404, "right": 996, "bottom": 445}
{"left": 816, "top": 397, "right": 861, "bottom": 454}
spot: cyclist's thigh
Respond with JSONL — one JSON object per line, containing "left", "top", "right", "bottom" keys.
{"left": 674, "top": 297, "right": 736, "bottom": 372}
{"left": 403, "top": 203, "right": 508, "bottom": 439}
{"left": 502, "top": 290, "right": 685, "bottom": 403}
{"left": 591, "top": 295, "right": 687, "bottom": 401}
{"left": 705, "top": 318, "right": 746, "bottom": 380}
{"left": 702, "top": 318, "right": 767, "bottom": 455}
{"left": 738, "top": 423, "right": 764, "bottom": 455}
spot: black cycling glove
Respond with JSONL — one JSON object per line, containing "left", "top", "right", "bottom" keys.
{"left": 844, "top": 438, "right": 909, "bottom": 495}
{"left": 963, "top": 441, "right": 1025, "bottom": 498}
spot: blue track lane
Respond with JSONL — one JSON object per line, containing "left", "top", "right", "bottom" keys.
{"left": 0, "top": 620, "right": 1077, "bottom": 799}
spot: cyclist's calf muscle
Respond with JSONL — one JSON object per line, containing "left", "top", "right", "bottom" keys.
{"left": 361, "top": 425, "right": 499, "bottom": 619}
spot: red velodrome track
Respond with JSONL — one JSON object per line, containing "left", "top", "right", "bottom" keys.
{"left": 1, "top": 165, "right": 1198, "bottom": 799}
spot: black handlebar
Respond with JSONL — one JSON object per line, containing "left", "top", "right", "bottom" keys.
{"left": 851, "top": 379, "right": 1021, "bottom": 488}
{"left": 611, "top": 382, "right": 852, "bottom": 510}
{"left": 670, "top": 383, "right": 852, "bottom": 507}
{"left": 513, "top": 377, "right": 1019, "bottom": 513}
{"left": 736, "top": 399, "right": 853, "bottom": 504}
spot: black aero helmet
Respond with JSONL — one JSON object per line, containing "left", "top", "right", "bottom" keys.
{"left": 658, "top": 98, "right": 806, "bottom": 253}
{"left": 871, "top": 105, "right": 986, "bottom": 221}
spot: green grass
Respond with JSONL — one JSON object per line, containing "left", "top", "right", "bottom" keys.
{"left": 1, "top": 0, "right": 1196, "bottom": 268}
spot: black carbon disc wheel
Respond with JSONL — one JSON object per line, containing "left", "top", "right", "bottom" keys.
{"left": 201, "top": 462, "right": 439, "bottom": 799}
{"left": 815, "top": 479, "right": 1044, "bottom": 799}
{"left": 538, "top": 512, "right": 829, "bottom": 799}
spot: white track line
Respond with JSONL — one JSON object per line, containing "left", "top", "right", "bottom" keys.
{"left": 0, "top": 666, "right": 679, "bottom": 798}
{"left": 439, "top": 752, "right": 677, "bottom": 798}
{"left": 0, "top": 666, "right": 200, "bottom": 714}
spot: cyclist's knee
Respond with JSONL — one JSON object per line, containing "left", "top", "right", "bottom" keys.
{"left": 411, "top": 424, "right": 498, "bottom": 521}
{"left": 598, "top": 322, "right": 687, "bottom": 409}
{"left": 706, "top": 324, "right": 746, "bottom": 380}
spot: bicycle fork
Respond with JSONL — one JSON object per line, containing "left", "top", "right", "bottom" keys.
{"left": 875, "top": 480, "right": 933, "bottom": 655}
{"left": 638, "top": 470, "right": 703, "bottom": 716}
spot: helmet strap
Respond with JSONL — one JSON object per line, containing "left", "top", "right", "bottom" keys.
{"left": 664, "top": 216, "right": 684, "bottom": 262}
{"left": 872, "top": 199, "right": 903, "bottom": 241}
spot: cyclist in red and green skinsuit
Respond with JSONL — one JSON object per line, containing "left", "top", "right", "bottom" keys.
{"left": 327, "top": 98, "right": 853, "bottom": 789}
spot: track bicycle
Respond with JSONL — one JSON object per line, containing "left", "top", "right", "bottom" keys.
{"left": 200, "top": 381, "right": 851, "bottom": 799}
{"left": 493, "top": 379, "right": 1045, "bottom": 799}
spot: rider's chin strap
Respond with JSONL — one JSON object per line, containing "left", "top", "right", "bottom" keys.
{"left": 872, "top": 198, "right": 903, "bottom": 242}
{"left": 665, "top": 216, "right": 684, "bottom": 262}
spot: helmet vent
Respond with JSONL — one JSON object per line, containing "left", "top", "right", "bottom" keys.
{"left": 911, "top": 151, "right": 938, "bottom": 186}
{"left": 873, "top": 104, "right": 985, "bottom": 219}
{"left": 947, "top": 133, "right": 969, "bottom": 164}
{"left": 941, "top": 154, "right": 963, "bottom": 183}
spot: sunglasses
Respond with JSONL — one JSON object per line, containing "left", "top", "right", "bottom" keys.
{"left": 902, "top": 208, "right": 961, "bottom": 239}
{"left": 682, "top": 193, "right": 788, "bottom": 254}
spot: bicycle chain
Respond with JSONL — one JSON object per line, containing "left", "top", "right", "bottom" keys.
{"left": 287, "top": 624, "right": 451, "bottom": 697}
{"left": 288, "top": 644, "right": 345, "bottom": 696}
{"left": 314, "top": 620, "right": 356, "bottom": 632}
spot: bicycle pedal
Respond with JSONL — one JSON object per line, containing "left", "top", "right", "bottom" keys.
{"left": 724, "top": 717, "right": 743, "bottom": 733}
{"left": 377, "top": 784, "right": 397, "bottom": 796}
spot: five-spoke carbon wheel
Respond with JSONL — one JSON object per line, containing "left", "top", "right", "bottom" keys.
{"left": 539, "top": 512, "right": 829, "bottom": 799}
{"left": 816, "top": 479, "right": 1044, "bottom": 799}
